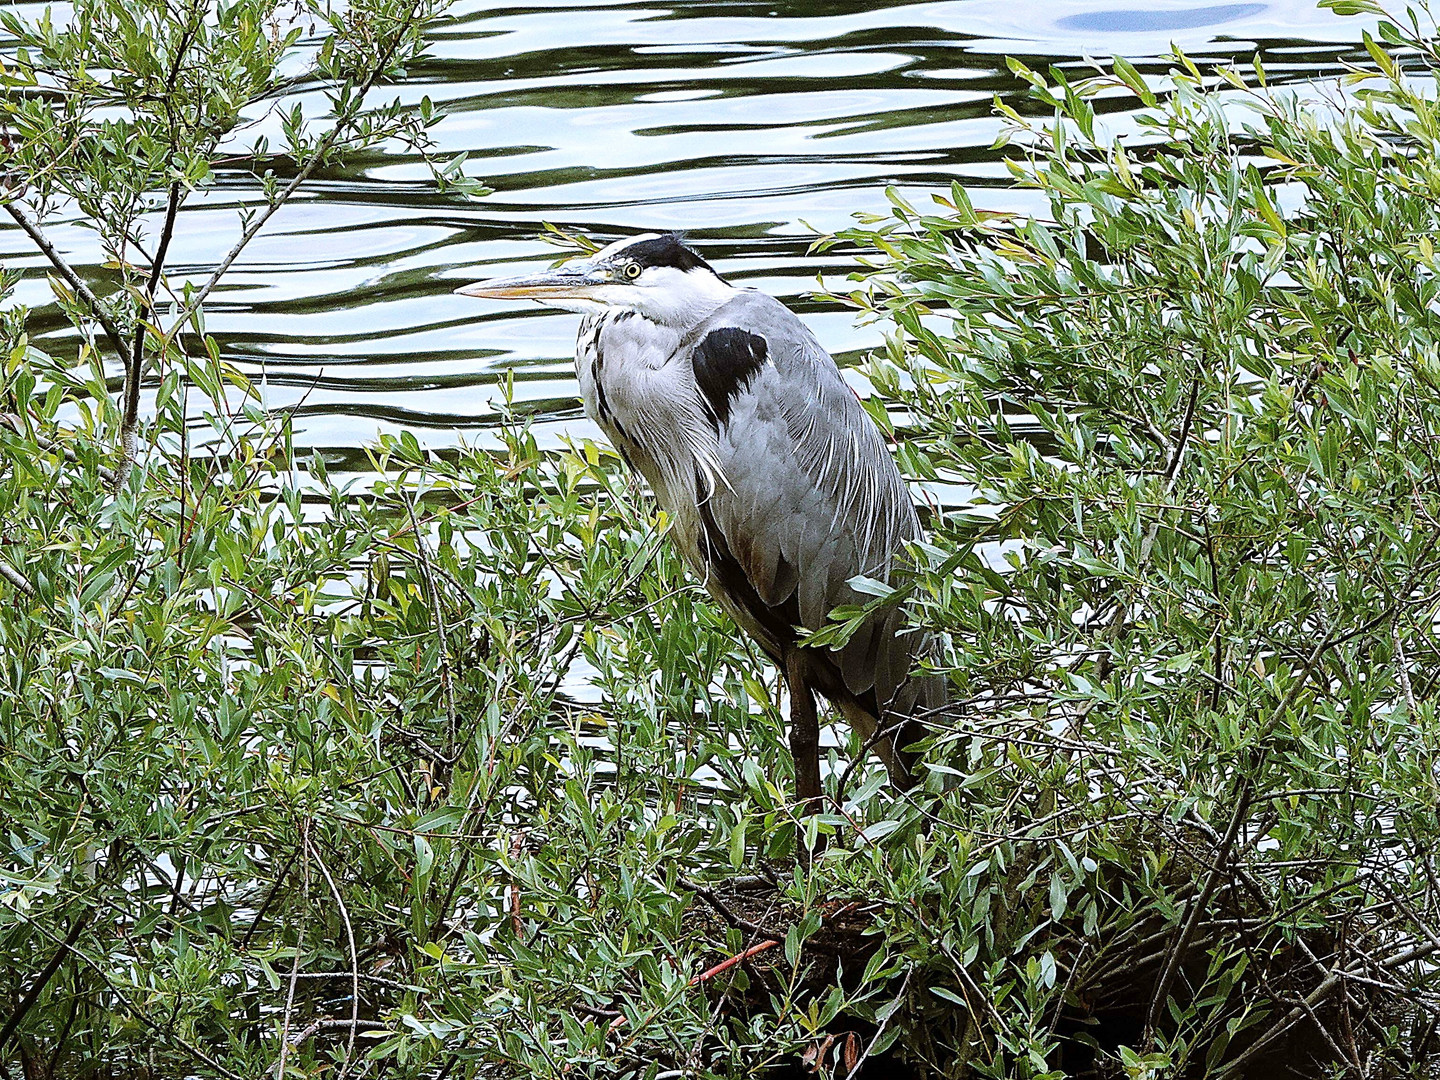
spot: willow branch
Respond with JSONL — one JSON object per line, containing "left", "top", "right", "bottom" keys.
{"left": 3, "top": 201, "right": 132, "bottom": 369}
{"left": 285, "top": 1018, "right": 388, "bottom": 1047}
{"left": 120, "top": 181, "right": 184, "bottom": 474}
{"left": 1144, "top": 629, "right": 1336, "bottom": 1039}
{"left": 403, "top": 492, "right": 459, "bottom": 756}
{"left": 0, "top": 555, "right": 36, "bottom": 598}
{"left": 275, "top": 826, "right": 310, "bottom": 1080}
{"left": 308, "top": 840, "right": 359, "bottom": 1080}
{"left": 2, "top": 413, "right": 119, "bottom": 485}
{"left": 164, "top": 0, "right": 425, "bottom": 343}
{"left": 18, "top": 912, "right": 244, "bottom": 1080}
{"left": 845, "top": 966, "right": 912, "bottom": 1080}
{"left": 0, "top": 912, "right": 88, "bottom": 1051}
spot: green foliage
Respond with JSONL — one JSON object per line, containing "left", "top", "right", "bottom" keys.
{"left": 0, "top": 0, "right": 483, "bottom": 227}
{"left": 8, "top": 0, "right": 1440, "bottom": 1077}
{"left": 815, "top": 7, "right": 1440, "bottom": 1075}
{"left": 0, "top": 0, "right": 486, "bottom": 470}
{"left": 0, "top": 339, "right": 817, "bottom": 1077}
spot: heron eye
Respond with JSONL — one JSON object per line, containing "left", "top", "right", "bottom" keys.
{"left": 623, "top": 262, "right": 642, "bottom": 280}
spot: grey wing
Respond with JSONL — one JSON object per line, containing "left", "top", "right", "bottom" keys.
{"left": 689, "top": 291, "right": 924, "bottom": 711}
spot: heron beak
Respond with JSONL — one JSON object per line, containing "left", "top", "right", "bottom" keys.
{"left": 453, "top": 264, "right": 605, "bottom": 301}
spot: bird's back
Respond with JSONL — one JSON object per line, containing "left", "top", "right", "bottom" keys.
{"left": 677, "top": 291, "right": 944, "bottom": 757}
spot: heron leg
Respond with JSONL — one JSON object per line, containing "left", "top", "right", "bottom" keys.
{"left": 784, "top": 653, "right": 822, "bottom": 814}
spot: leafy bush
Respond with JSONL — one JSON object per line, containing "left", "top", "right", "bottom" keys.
{"left": 0, "top": 344, "right": 792, "bottom": 1078}
{"left": 817, "top": 5, "right": 1440, "bottom": 1074}
{"left": 7, "top": 1, "right": 1440, "bottom": 1078}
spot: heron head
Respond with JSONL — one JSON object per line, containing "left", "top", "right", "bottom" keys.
{"left": 455, "top": 232, "right": 733, "bottom": 325}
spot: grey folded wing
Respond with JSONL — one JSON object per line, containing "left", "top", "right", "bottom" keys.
{"left": 688, "top": 290, "right": 936, "bottom": 717}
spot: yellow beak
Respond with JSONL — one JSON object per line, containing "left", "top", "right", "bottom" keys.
{"left": 453, "top": 265, "right": 605, "bottom": 300}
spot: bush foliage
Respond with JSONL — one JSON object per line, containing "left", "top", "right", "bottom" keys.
{"left": 6, "top": 1, "right": 1440, "bottom": 1078}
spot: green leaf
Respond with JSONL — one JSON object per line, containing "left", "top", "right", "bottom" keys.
{"left": 729, "top": 815, "right": 747, "bottom": 871}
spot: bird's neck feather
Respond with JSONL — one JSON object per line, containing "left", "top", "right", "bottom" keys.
{"left": 628, "top": 267, "right": 736, "bottom": 328}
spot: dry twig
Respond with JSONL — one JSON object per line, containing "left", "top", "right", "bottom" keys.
{"left": 309, "top": 839, "right": 360, "bottom": 1080}
{"left": 677, "top": 876, "right": 787, "bottom": 941}
{"left": 275, "top": 823, "right": 311, "bottom": 1080}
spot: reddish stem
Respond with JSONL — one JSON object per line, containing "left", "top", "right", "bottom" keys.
{"left": 689, "top": 938, "right": 779, "bottom": 986}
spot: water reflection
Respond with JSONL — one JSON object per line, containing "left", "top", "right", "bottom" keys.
{"left": 1, "top": 0, "right": 1373, "bottom": 472}
{"left": 1056, "top": 5, "right": 1267, "bottom": 33}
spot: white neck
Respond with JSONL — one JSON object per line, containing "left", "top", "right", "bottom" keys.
{"left": 630, "top": 266, "right": 736, "bottom": 327}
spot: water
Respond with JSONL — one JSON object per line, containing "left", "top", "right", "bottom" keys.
{"left": 3, "top": 0, "right": 1375, "bottom": 472}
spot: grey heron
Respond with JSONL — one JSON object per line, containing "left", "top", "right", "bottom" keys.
{"left": 457, "top": 233, "right": 943, "bottom": 807}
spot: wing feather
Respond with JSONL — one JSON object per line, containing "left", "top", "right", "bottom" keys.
{"left": 688, "top": 291, "right": 925, "bottom": 710}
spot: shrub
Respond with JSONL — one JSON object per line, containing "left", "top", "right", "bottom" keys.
{"left": 6, "top": 1, "right": 1440, "bottom": 1078}
{"left": 1, "top": 345, "right": 782, "bottom": 1078}
{"left": 817, "top": 4, "right": 1440, "bottom": 1074}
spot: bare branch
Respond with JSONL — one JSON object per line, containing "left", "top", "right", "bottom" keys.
{"left": 845, "top": 966, "right": 912, "bottom": 1080}
{"left": 2, "top": 200, "right": 133, "bottom": 370}
{"left": 0, "top": 554, "right": 36, "bottom": 598}
{"left": 0, "top": 913, "right": 87, "bottom": 1052}
{"left": 275, "top": 824, "right": 310, "bottom": 1080}
{"left": 1162, "top": 375, "right": 1202, "bottom": 482}
{"left": 120, "top": 181, "right": 185, "bottom": 478}
{"left": 1145, "top": 628, "right": 1341, "bottom": 1041}
{"left": 2, "top": 412, "right": 119, "bottom": 485}
{"left": 308, "top": 839, "right": 360, "bottom": 1080}
{"left": 285, "top": 1018, "right": 388, "bottom": 1047}
{"left": 676, "top": 876, "right": 787, "bottom": 941}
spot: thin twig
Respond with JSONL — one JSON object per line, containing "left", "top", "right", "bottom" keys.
{"left": 677, "top": 876, "right": 787, "bottom": 941}
{"left": 275, "top": 823, "right": 310, "bottom": 1080}
{"left": 308, "top": 840, "right": 360, "bottom": 1080}
{"left": 241, "top": 846, "right": 301, "bottom": 950}
{"left": 1392, "top": 620, "right": 1418, "bottom": 714}
{"left": 1215, "top": 972, "right": 1344, "bottom": 1077}
{"left": 402, "top": 492, "right": 459, "bottom": 756}
{"left": 845, "top": 966, "right": 912, "bottom": 1080}
{"left": 572, "top": 1001, "right": 623, "bottom": 1020}
{"left": 284, "top": 971, "right": 422, "bottom": 994}
{"left": 286, "top": 1018, "right": 388, "bottom": 1047}
{"left": 1144, "top": 781, "right": 1255, "bottom": 1038}
{"left": 1, "top": 412, "right": 119, "bottom": 485}
{"left": 687, "top": 939, "right": 778, "bottom": 986}
{"left": 2, "top": 201, "right": 132, "bottom": 368}
{"left": 1068, "top": 372, "right": 1205, "bottom": 725}
{"left": 1145, "top": 629, "right": 1338, "bottom": 1040}
{"left": 1162, "top": 376, "right": 1202, "bottom": 482}
{"left": 508, "top": 831, "right": 526, "bottom": 939}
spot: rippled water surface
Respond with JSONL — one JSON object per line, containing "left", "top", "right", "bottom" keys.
{"left": 5, "top": 0, "right": 1376, "bottom": 469}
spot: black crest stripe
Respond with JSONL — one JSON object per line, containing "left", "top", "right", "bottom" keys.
{"left": 623, "top": 233, "right": 714, "bottom": 274}
{"left": 692, "top": 327, "right": 767, "bottom": 429}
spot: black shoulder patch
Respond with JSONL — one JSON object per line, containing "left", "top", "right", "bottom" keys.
{"left": 624, "top": 233, "right": 714, "bottom": 274}
{"left": 692, "top": 327, "right": 767, "bottom": 428}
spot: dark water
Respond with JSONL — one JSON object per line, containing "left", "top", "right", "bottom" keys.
{"left": 3, "top": 0, "right": 1373, "bottom": 471}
